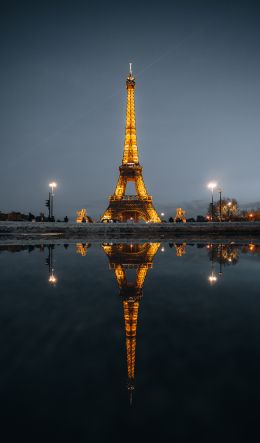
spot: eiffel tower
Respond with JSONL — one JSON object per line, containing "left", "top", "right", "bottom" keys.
{"left": 101, "top": 65, "right": 161, "bottom": 223}
{"left": 102, "top": 242, "right": 160, "bottom": 403}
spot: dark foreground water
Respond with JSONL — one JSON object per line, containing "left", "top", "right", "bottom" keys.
{"left": 0, "top": 241, "right": 260, "bottom": 442}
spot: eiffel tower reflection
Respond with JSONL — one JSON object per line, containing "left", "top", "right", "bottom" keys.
{"left": 102, "top": 242, "right": 160, "bottom": 404}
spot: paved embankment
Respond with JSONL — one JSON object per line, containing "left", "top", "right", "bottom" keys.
{"left": 1, "top": 221, "right": 260, "bottom": 241}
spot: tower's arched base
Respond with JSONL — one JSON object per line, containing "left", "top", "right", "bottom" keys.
{"left": 101, "top": 198, "right": 161, "bottom": 223}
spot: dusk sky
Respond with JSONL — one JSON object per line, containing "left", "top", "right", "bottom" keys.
{"left": 1, "top": 0, "right": 260, "bottom": 218}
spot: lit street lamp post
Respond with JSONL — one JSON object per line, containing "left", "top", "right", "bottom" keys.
{"left": 47, "top": 245, "right": 57, "bottom": 285}
{"left": 49, "top": 182, "right": 57, "bottom": 221}
{"left": 227, "top": 201, "right": 232, "bottom": 221}
{"left": 45, "top": 192, "right": 51, "bottom": 221}
{"left": 219, "top": 188, "right": 222, "bottom": 222}
{"left": 207, "top": 182, "right": 217, "bottom": 222}
{"left": 208, "top": 244, "right": 218, "bottom": 285}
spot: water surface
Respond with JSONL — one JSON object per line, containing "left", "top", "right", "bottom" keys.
{"left": 0, "top": 241, "right": 260, "bottom": 442}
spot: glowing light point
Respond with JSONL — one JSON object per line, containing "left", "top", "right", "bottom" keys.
{"left": 49, "top": 182, "right": 57, "bottom": 195}
{"left": 48, "top": 273, "right": 57, "bottom": 285}
{"left": 208, "top": 272, "right": 218, "bottom": 285}
{"left": 207, "top": 182, "right": 217, "bottom": 192}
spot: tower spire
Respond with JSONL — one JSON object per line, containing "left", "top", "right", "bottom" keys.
{"left": 124, "top": 298, "right": 139, "bottom": 404}
{"left": 123, "top": 65, "right": 138, "bottom": 164}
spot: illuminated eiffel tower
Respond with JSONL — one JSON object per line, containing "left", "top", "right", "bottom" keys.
{"left": 102, "top": 242, "right": 160, "bottom": 403}
{"left": 101, "top": 65, "right": 161, "bottom": 223}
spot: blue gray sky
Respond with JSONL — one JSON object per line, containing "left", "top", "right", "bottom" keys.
{"left": 0, "top": 0, "right": 260, "bottom": 218}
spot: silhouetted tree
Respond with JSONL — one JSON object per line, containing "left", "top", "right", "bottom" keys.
{"left": 196, "top": 215, "right": 206, "bottom": 222}
{"left": 28, "top": 212, "right": 35, "bottom": 221}
{"left": 210, "top": 198, "right": 238, "bottom": 221}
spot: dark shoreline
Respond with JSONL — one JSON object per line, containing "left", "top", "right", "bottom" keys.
{"left": 1, "top": 221, "right": 260, "bottom": 242}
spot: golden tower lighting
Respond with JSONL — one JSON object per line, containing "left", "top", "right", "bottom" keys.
{"left": 102, "top": 242, "right": 160, "bottom": 403}
{"left": 101, "top": 65, "right": 161, "bottom": 223}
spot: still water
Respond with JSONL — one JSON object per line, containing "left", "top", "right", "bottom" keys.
{"left": 0, "top": 241, "right": 260, "bottom": 442}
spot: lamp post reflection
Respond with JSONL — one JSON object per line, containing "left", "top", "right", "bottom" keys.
{"left": 208, "top": 243, "right": 218, "bottom": 285}
{"left": 208, "top": 271, "right": 218, "bottom": 285}
{"left": 46, "top": 245, "right": 57, "bottom": 286}
{"left": 207, "top": 242, "right": 239, "bottom": 283}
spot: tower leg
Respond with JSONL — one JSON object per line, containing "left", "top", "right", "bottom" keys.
{"left": 115, "top": 264, "right": 127, "bottom": 288}
{"left": 136, "top": 265, "right": 149, "bottom": 289}
{"left": 146, "top": 206, "right": 161, "bottom": 223}
{"left": 135, "top": 175, "right": 148, "bottom": 199}
{"left": 114, "top": 175, "right": 127, "bottom": 199}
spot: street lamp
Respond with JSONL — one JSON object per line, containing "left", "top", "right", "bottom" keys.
{"left": 218, "top": 188, "right": 223, "bottom": 222}
{"left": 49, "top": 182, "right": 57, "bottom": 221}
{"left": 207, "top": 182, "right": 217, "bottom": 221}
{"left": 227, "top": 201, "right": 232, "bottom": 221}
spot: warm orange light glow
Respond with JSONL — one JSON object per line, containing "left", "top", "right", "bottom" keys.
{"left": 48, "top": 273, "right": 57, "bottom": 284}
{"left": 249, "top": 243, "right": 255, "bottom": 252}
{"left": 76, "top": 208, "right": 87, "bottom": 223}
{"left": 175, "top": 243, "right": 186, "bottom": 256}
{"left": 175, "top": 207, "right": 186, "bottom": 223}
{"left": 101, "top": 67, "right": 161, "bottom": 223}
{"left": 208, "top": 272, "right": 218, "bottom": 284}
{"left": 102, "top": 242, "right": 160, "bottom": 399}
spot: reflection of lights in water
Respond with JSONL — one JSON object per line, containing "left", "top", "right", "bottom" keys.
{"left": 49, "top": 273, "right": 57, "bottom": 285}
{"left": 249, "top": 243, "right": 255, "bottom": 252}
{"left": 175, "top": 243, "right": 186, "bottom": 257}
{"left": 208, "top": 272, "right": 218, "bottom": 285}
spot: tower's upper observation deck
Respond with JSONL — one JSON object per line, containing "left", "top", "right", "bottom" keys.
{"left": 123, "top": 63, "right": 139, "bottom": 165}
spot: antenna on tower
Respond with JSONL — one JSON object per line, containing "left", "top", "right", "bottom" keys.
{"left": 129, "top": 62, "right": 132, "bottom": 76}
